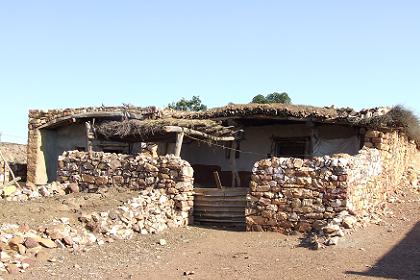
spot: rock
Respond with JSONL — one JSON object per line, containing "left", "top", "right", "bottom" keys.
{"left": 17, "top": 243, "right": 27, "bottom": 255}
{"left": 45, "top": 224, "right": 68, "bottom": 240}
{"left": 9, "top": 235, "right": 25, "bottom": 245}
{"left": 6, "top": 263, "right": 20, "bottom": 274}
{"left": 293, "top": 158, "right": 304, "bottom": 168}
{"left": 39, "top": 238, "right": 58, "bottom": 248}
{"left": 158, "top": 239, "right": 167, "bottom": 246}
{"left": 3, "top": 185, "right": 17, "bottom": 196}
{"left": 331, "top": 229, "right": 345, "bottom": 237}
{"left": 18, "top": 224, "right": 31, "bottom": 233}
{"left": 322, "top": 224, "right": 340, "bottom": 235}
{"left": 0, "top": 251, "right": 11, "bottom": 262}
{"left": 68, "top": 183, "right": 80, "bottom": 193}
{"left": 63, "top": 236, "right": 73, "bottom": 246}
{"left": 24, "top": 237, "right": 40, "bottom": 249}
{"left": 325, "top": 236, "right": 340, "bottom": 246}
{"left": 342, "top": 216, "right": 358, "bottom": 229}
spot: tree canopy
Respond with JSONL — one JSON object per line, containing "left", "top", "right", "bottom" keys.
{"left": 251, "top": 92, "right": 291, "bottom": 104}
{"left": 167, "top": 96, "right": 207, "bottom": 111}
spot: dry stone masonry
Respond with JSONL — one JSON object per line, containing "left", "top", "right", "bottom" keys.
{"left": 79, "top": 188, "right": 189, "bottom": 240}
{"left": 57, "top": 151, "right": 195, "bottom": 231}
{"left": 246, "top": 130, "right": 418, "bottom": 235}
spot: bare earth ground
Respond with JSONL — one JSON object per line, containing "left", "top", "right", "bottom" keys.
{"left": 2, "top": 176, "right": 420, "bottom": 280}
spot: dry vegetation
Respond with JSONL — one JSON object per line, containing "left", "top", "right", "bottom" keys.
{"left": 360, "top": 105, "right": 420, "bottom": 146}
{"left": 96, "top": 118, "right": 233, "bottom": 141}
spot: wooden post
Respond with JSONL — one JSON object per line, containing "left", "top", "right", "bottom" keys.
{"left": 213, "top": 171, "right": 223, "bottom": 189}
{"left": 174, "top": 131, "right": 184, "bottom": 157}
{"left": 85, "top": 122, "right": 93, "bottom": 153}
{"left": 230, "top": 141, "right": 241, "bottom": 187}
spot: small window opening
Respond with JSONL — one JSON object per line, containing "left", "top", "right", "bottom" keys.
{"left": 273, "top": 137, "right": 311, "bottom": 158}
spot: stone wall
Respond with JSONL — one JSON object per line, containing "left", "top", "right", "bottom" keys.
{"left": 57, "top": 151, "right": 194, "bottom": 231}
{"left": 246, "top": 130, "right": 418, "bottom": 233}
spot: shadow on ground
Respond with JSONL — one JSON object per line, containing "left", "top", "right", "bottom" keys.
{"left": 346, "top": 221, "right": 420, "bottom": 280}
{"left": 191, "top": 222, "right": 246, "bottom": 232}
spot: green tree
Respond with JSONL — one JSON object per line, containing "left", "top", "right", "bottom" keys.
{"left": 251, "top": 94, "right": 268, "bottom": 104}
{"left": 266, "top": 92, "right": 291, "bottom": 104}
{"left": 167, "top": 96, "right": 207, "bottom": 111}
{"left": 251, "top": 92, "right": 291, "bottom": 104}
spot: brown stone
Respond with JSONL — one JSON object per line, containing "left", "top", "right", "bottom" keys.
{"left": 18, "top": 224, "right": 31, "bottom": 233}
{"left": 95, "top": 176, "right": 108, "bottom": 185}
{"left": 6, "top": 263, "right": 20, "bottom": 274}
{"left": 63, "top": 236, "right": 73, "bottom": 246}
{"left": 46, "top": 224, "right": 68, "bottom": 240}
{"left": 81, "top": 174, "right": 95, "bottom": 184}
{"left": 293, "top": 158, "right": 304, "bottom": 168}
{"left": 112, "top": 176, "right": 124, "bottom": 186}
{"left": 258, "top": 197, "right": 271, "bottom": 206}
{"left": 9, "top": 236, "right": 25, "bottom": 246}
{"left": 297, "top": 222, "right": 312, "bottom": 233}
{"left": 38, "top": 238, "right": 58, "bottom": 248}
{"left": 24, "top": 237, "right": 40, "bottom": 249}
{"left": 68, "top": 183, "right": 80, "bottom": 193}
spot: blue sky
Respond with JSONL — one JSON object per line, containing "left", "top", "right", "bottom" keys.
{"left": 0, "top": 1, "right": 419, "bottom": 144}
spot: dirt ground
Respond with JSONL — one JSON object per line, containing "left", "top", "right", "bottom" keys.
{"left": 1, "top": 184, "right": 419, "bottom": 280}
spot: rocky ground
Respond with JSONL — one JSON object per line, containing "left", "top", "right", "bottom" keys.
{"left": 0, "top": 183, "right": 418, "bottom": 280}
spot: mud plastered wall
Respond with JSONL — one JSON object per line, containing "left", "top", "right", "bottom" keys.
{"left": 246, "top": 131, "right": 418, "bottom": 233}
{"left": 57, "top": 151, "right": 194, "bottom": 231}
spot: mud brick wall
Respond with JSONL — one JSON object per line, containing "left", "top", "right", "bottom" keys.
{"left": 26, "top": 106, "right": 160, "bottom": 185}
{"left": 57, "top": 151, "right": 194, "bottom": 228}
{"left": 246, "top": 131, "right": 418, "bottom": 233}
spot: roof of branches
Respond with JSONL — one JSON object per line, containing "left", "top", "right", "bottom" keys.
{"left": 95, "top": 118, "right": 237, "bottom": 142}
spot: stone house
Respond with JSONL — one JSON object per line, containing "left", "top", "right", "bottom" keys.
{"left": 26, "top": 103, "right": 419, "bottom": 231}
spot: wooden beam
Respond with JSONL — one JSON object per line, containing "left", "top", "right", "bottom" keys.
{"left": 162, "top": 126, "right": 235, "bottom": 142}
{"left": 213, "top": 171, "right": 223, "bottom": 189}
{"left": 174, "top": 131, "right": 184, "bottom": 157}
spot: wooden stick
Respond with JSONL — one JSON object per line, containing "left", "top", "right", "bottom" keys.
{"left": 85, "top": 122, "right": 93, "bottom": 153}
{"left": 0, "top": 176, "right": 21, "bottom": 188}
{"left": 0, "top": 150, "right": 20, "bottom": 188}
{"left": 162, "top": 126, "right": 235, "bottom": 142}
{"left": 174, "top": 132, "right": 184, "bottom": 157}
{"left": 213, "top": 171, "right": 223, "bottom": 189}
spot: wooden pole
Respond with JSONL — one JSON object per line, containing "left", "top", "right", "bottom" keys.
{"left": 163, "top": 126, "right": 235, "bottom": 142}
{"left": 85, "top": 122, "right": 93, "bottom": 153}
{"left": 230, "top": 141, "right": 241, "bottom": 187}
{"left": 174, "top": 131, "right": 184, "bottom": 157}
{"left": 0, "top": 150, "right": 20, "bottom": 188}
{"left": 213, "top": 171, "right": 223, "bottom": 189}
